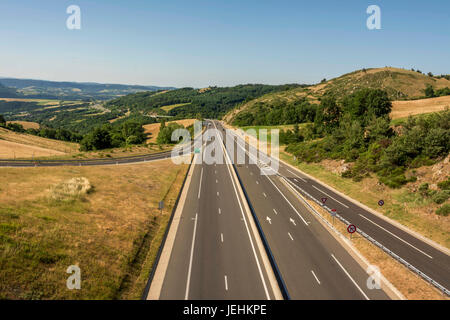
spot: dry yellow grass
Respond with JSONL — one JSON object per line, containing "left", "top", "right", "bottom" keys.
{"left": 0, "top": 159, "right": 189, "bottom": 299}
{"left": 0, "top": 127, "right": 78, "bottom": 157}
{"left": 0, "top": 139, "right": 66, "bottom": 158}
{"left": 391, "top": 96, "right": 450, "bottom": 119}
{"left": 6, "top": 121, "right": 40, "bottom": 130}
{"left": 0, "top": 98, "right": 58, "bottom": 104}
{"left": 160, "top": 103, "right": 191, "bottom": 112}
{"left": 143, "top": 119, "right": 196, "bottom": 143}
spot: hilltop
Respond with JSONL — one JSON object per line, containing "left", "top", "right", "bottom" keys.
{"left": 225, "top": 67, "right": 450, "bottom": 124}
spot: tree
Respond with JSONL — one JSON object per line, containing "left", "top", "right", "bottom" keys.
{"left": 425, "top": 85, "right": 435, "bottom": 98}
{"left": 342, "top": 89, "right": 392, "bottom": 126}
{"left": 80, "top": 126, "right": 112, "bottom": 151}
{"left": 0, "top": 114, "right": 6, "bottom": 127}
{"left": 314, "top": 97, "right": 342, "bottom": 133}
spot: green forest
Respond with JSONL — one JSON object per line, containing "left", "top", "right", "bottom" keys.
{"left": 274, "top": 89, "right": 449, "bottom": 198}
{"left": 106, "top": 84, "right": 303, "bottom": 119}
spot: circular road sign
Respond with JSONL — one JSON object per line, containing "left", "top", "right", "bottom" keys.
{"left": 347, "top": 224, "right": 357, "bottom": 234}
{"left": 378, "top": 200, "right": 385, "bottom": 207}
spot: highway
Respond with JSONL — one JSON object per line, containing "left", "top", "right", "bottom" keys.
{"left": 0, "top": 149, "right": 184, "bottom": 167}
{"left": 214, "top": 121, "right": 390, "bottom": 299}
{"left": 218, "top": 121, "right": 450, "bottom": 296}
{"left": 157, "top": 126, "right": 279, "bottom": 299}
{"left": 4, "top": 119, "right": 447, "bottom": 299}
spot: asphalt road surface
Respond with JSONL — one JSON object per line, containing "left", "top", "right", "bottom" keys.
{"left": 159, "top": 127, "right": 277, "bottom": 299}
{"left": 217, "top": 121, "right": 450, "bottom": 296}
{"left": 0, "top": 149, "right": 184, "bottom": 167}
{"left": 214, "top": 121, "right": 390, "bottom": 299}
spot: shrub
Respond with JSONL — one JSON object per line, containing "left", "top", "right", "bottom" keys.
{"left": 432, "top": 190, "right": 450, "bottom": 204}
{"left": 438, "top": 178, "right": 450, "bottom": 190}
{"left": 418, "top": 183, "right": 429, "bottom": 195}
{"left": 436, "top": 204, "right": 450, "bottom": 216}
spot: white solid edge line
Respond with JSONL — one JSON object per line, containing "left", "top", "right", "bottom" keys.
{"left": 358, "top": 214, "right": 433, "bottom": 259}
{"left": 214, "top": 121, "right": 271, "bottom": 300}
{"left": 185, "top": 213, "right": 198, "bottom": 300}
{"left": 198, "top": 167, "right": 203, "bottom": 199}
{"left": 312, "top": 185, "right": 349, "bottom": 209}
{"left": 311, "top": 270, "right": 321, "bottom": 285}
{"left": 224, "top": 275, "right": 228, "bottom": 291}
{"left": 331, "top": 254, "right": 369, "bottom": 300}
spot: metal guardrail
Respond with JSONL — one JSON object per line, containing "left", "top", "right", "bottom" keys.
{"left": 285, "top": 177, "right": 450, "bottom": 297}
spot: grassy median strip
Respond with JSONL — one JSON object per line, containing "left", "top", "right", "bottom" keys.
{"left": 0, "top": 159, "right": 188, "bottom": 299}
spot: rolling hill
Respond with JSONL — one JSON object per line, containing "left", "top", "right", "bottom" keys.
{"left": 105, "top": 84, "right": 303, "bottom": 120}
{"left": 0, "top": 77, "right": 174, "bottom": 100}
{"left": 225, "top": 67, "right": 450, "bottom": 124}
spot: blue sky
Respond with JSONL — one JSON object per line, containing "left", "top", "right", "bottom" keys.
{"left": 0, "top": 0, "right": 449, "bottom": 87}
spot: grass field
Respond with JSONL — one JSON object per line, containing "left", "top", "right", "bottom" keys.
{"left": 391, "top": 96, "right": 450, "bottom": 119}
{"left": 0, "top": 140, "right": 66, "bottom": 158}
{"left": 0, "top": 127, "right": 177, "bottom": 160}
{"left": 0, "top": 127, "right": 78, "bottom": 158}
{"left": 6, "top": 121, "right": 40, "bottom": 130}
{"left": 143, "top": 119, "right": 196, "bottom": 143}
{"left": 0, "top": 158, "right": 190, "bottom": 299}
{"left": 160, "top": 103, "right": 191, "bottom": 112}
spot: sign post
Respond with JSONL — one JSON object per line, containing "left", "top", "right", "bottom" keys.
{"left": 347, "top": 224, "right": 356, "bottom": 239}
{"left": 331, "top": 209, "right": 336, "bottom": 225}
{"left": 158, "top": 201, "right": 164, "bottom": 215}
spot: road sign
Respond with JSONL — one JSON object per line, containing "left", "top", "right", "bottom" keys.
{"left": 321, "top": 198, "right": 327, "bottom": 204}
{"left": 331, "top": 209, "right": 337, "bottom": 217}
{"left": 347, "top": 224, "right": 357, "bottom": 234}
{"left": 194, "top": 148, "right": 200, "bottom": 154}
{"left": 158, "top": 201, "right": 164, "bottom": 210}
{"left": 378, "top": 200, "right": 384, "bottom": 207}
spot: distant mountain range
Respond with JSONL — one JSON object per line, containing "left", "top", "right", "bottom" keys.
{"left": 0, "top": 77, "right": 175, "bottom": 100}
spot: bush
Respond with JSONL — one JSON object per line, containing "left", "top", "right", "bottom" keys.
{"left": 437, "top": 178, "right": 450, "bottom": 190}
{"left": 432, "top": 190, "right": 450, "bottom": 204}
{"left": 419, "top": 183, "right": 429, "bottom": 196}
{"left": 436, "top": 204, "right": 450, "bottom": 216}
{"left": 157, "top": 123, "right": 185, "bottom": 144}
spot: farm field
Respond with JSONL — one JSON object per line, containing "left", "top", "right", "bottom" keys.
{"left": 391, "top": 95, "right": 450, "bottom": 119}
{"left": 143, "top": 119, "right": 196, "bottom": 143}
{"left": 0, "top": 158, "right": 190, "bottom": 299}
